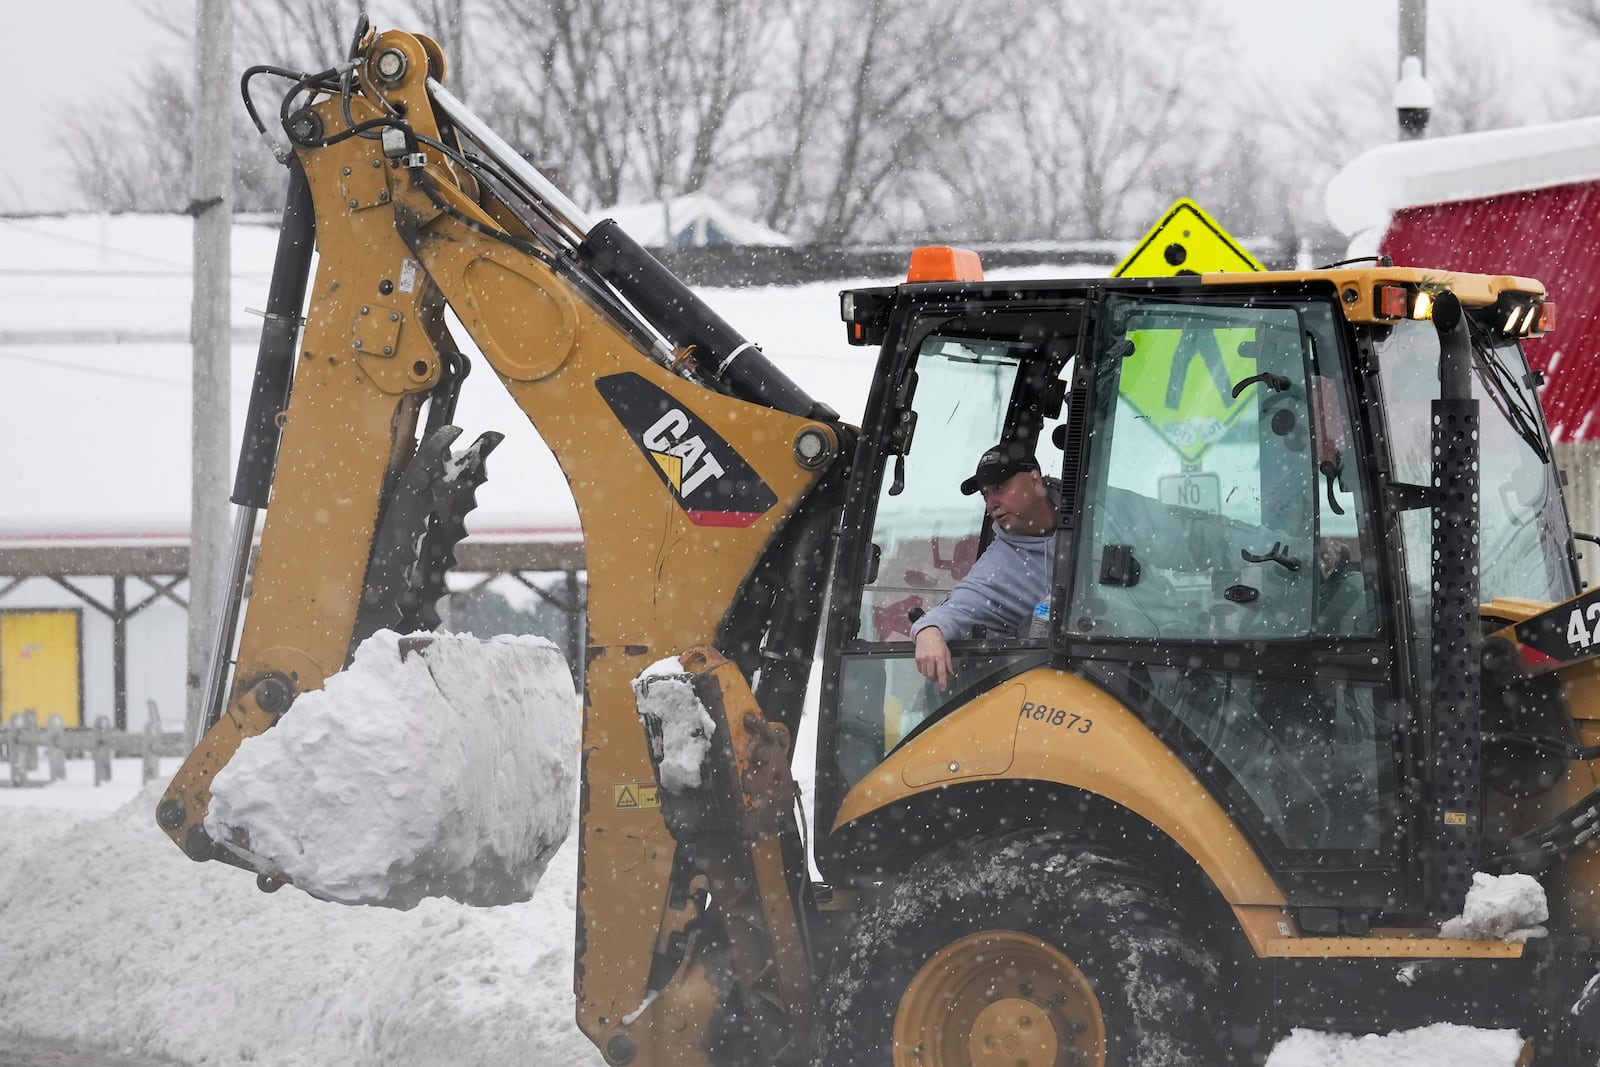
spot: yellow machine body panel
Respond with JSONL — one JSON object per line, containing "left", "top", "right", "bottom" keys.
{"left": 835, "top": 668, "right": 1285, "bottom": 908}
{"left": 1200, "top": 266, "right": 1545, "bottom": 324}
{"left": 1477, "top": 597, "right": 1600, "bottom": 937}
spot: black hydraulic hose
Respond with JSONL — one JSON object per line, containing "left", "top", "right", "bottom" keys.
{"left": 232, "top": 160, "right": 316, "bottom": 507}
{"left": 577, "top": 220, "right": 836, "bottom": 422}
{"left": 1487, "top": 732, "right": 1600, "bottom": 762}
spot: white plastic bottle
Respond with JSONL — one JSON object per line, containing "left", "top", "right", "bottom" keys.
{"left": 1028, "top": 600, "right": 1051, "bottom": 639}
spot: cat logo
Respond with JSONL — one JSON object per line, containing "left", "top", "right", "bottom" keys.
{"left": 643, "top": 408, "right": 728, "bottom": 498}
{"left": 597, "top": 373, "right": 777, "bottom": 527}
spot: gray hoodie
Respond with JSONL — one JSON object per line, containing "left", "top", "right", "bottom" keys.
{"left": 911, "top": 512, "right": 1055, "bottom": 642}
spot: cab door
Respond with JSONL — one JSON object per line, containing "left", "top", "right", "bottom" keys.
{"left": 1064, "top": 291, "right": 1402, "bottom": 905}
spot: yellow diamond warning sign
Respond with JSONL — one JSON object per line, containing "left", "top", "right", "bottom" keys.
{"left": 1113, "top": 199, "right": 1263, "bottom": 278}
{"left": 613, "top": 782, "right": 661, "bottom": 810}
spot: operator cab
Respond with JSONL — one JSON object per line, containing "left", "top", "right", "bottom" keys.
{"left": 817, "top": 266, "right": 1575, "bottom": 913}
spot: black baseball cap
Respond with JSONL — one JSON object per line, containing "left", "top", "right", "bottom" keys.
{"left": 959, "top": 444, "right": 1040, "bottom": 495}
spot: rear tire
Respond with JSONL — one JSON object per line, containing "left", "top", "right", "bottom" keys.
{"left": 815, "top": 831, "right": 1225, "bottom": 1066}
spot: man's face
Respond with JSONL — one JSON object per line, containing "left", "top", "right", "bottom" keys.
{"left": 979, "top": 470, "right": 1053, "bottom": 535}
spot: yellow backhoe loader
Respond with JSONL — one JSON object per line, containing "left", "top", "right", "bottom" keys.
{"left": 158, "top": 22, "right": 1600, "bottom": 1065}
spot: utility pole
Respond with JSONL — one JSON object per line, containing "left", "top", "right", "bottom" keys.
{"left": 1395, "top": 0, "right": 1433, "bottom": 140}
{"left": 450, "top": 0, "right": 467, "bottom": 102}
{"left": 188, "top": 0, "right": 234, "bottom": 744}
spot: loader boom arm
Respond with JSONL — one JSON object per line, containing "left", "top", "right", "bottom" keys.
{"left": 157, "top": 26, "right": 842, "bottom": 1064}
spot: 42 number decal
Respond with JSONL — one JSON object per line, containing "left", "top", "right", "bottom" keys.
{"left": 1510, "top": 587, "right": 1600, "bottom": 673}
{"left": 1568, "top": 603, "right": 1600, "bottom": 653}
{"left": 1019, "top": 700, "right": 1093, "bottom": 734}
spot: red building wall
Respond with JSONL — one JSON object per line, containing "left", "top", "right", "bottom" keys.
{"left": 1381, "top": 181, "right": 1600, "bottom": 442}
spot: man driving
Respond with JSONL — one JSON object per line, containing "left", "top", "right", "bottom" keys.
{"left": 912, "top": 442, "right": 1058, "bottom": 690}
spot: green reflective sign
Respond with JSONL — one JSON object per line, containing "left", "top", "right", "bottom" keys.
{"left": 1118, "top": 326, "right": 1259, "bottom": 463}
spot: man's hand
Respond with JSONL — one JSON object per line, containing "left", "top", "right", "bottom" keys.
{"left": 914, "top": 627, "right": 954, "bottom": 691}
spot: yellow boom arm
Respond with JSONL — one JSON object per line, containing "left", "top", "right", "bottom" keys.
{"left": 158, "top": 26, "right": 839, "bottom": 1065}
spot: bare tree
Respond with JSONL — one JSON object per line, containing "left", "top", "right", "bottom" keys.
{"left": 744, "top": 0, "right": 833, "bottom": 235}
{"left": 474, "top": 0, "right": 764, "bottom": 211}
{"left": 1427, "top": 20, "right": 1520, "bottom": 136}
{"left": 1245, "top": 21, "right": 1531, "bottom": 242}
{"left": 405, "top": 0, "right": 471, "bottom": 98}
{"left": 948, "top": 2, "right": 1215, "bottom": 241}
{"left": 635, "top": 0, "right": 765, "bottom": 198}
{"left": 1536, "top": 0, "right": 1600, "bottom": 118}
{"left": 793, "top": 0, "right": 1007, "bottom": 242}
{"left": 475, "top": 1, "right": 627, "bottom": 207}
{"left": 62, "top": 0, "right": 467, "bottom": 212}
{"left": 1049, "top": 3, "right": 1207, "bottom": 239}
{"left": 1552, "top": 0, "right": 1600, "bottom": 37}
{"left": 236, "top": 0, "right": 368, "bottom": 68}
{"left": 59, "top": 62, "right": 193, "bottom": 213}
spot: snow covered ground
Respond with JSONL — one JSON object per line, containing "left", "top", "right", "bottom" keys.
{"left": 0, "top": 752, "right": 1529, "bottom": 1066}
{"left": 0, "top": 758, "right": 604, "bottom": 1067}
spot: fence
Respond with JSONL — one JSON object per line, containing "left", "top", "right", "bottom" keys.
{"left": 1, "top": 705, "right": 187, "bottom": 788}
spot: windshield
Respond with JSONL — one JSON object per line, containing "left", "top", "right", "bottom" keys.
{"left": 1373, "top": 318, "right": 1575, "bottom": 606}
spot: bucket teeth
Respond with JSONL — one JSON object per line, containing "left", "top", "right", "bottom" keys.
{"left": 352, "top": 427, "right": 503, "bottom": 647}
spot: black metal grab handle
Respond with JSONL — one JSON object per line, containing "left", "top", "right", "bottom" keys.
{"left": 1320, "top": 457, "right": 1346, "bottom": 516}
{"left": 1240, "top": 542, "right": 1300, "bottom": 572}
{"left": 1230, "top": 372, "right": 1291, "bottom": 399}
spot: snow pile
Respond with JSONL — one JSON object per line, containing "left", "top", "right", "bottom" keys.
{"left": 0, "top": 766, "right": 603, "bottom": 1067}
{"left": 1266, "top": 1023, "right": 1524, "bottom": 1066}
{"left": 1438, "top": 872, "right": 1549, "bottom": 941}
{"left": 205, "top": 629, "right": 579, "bottom": 909}
{"left": 632, "top": 657, "right": 716, "bottom": 791}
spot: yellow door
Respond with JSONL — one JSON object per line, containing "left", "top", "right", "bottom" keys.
{"left": 0, "top": 610, "right": 83, "bottom": 728}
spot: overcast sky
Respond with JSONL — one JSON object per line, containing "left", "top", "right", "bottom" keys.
{"left": 6, "top": 0, "right": 1582, "bottom": 214}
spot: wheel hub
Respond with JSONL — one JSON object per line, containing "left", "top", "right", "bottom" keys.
{"left": 893, "top": 930, "right": 1106, "bottom": 1067}
{"left": 969, "top": 997, "right": 1058, "bottom": 1065}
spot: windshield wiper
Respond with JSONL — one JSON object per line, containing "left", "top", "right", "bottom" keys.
{"left": 1470, "top": 325, "right": 1548, "bottom": 463}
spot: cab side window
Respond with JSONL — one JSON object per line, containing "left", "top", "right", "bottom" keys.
{"left": 834, "top": 320, "right": 1073, "bottom": 787}
{"left": 855, "top": 337, "right": 1003, "bottom": 642}
{"left": 856, "top": 335, "right": 1068, "bottom": 642}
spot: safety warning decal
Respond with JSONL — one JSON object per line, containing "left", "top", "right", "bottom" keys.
{"left": 613, "top": 782, "right": 661, "bottom": 810}
{"left": 597, "top": 373, "right": 778, "bottom": 528}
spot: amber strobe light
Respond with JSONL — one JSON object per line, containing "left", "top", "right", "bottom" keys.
{"left": 906, "top": 246, "right": 985, "bottom": 283}
{"left": 1537, "top": 301, "right": 1557, "bottom": 334}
